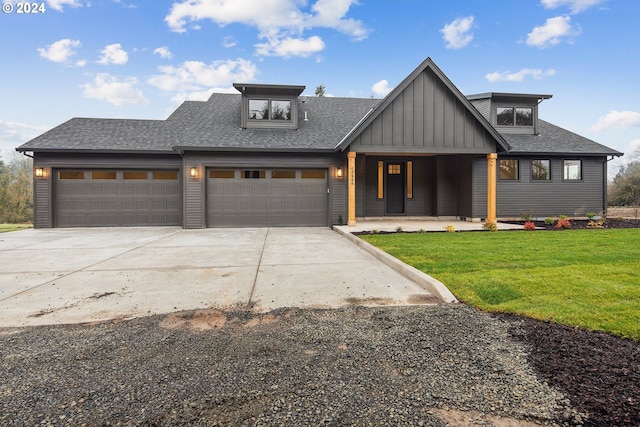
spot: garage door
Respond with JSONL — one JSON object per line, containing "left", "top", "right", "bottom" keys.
{"left": 207, "top": 169, "right": 328, "bottom": 227}
{"left": 55, "top": 170, "right": 180, "bottom": 227}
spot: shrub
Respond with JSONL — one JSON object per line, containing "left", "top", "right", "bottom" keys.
{"left": 556, "top": 218, "right": 572, "bottom": 229}
{"left": 482, "top": 220, "right": 498, "bottom": 232}
{"left": 544, "top": 217, "right": 555, "bottom": 225}
{"left": 395, "top": 226, "right": 403, "bottom": 233}
{"left": 587, "top": 220, "right": 605, "bottom": 229}
{"left": 586, "top": 212, "right": 597, "bottom": 220}
{"left": 519, "top": 211, "right": 534, "bottom": 222}
{"left": 445, "top": 225, "right": 455, "bottom": 232}
{"left": 524, "top": 221, "right": 536, "bottom": 231}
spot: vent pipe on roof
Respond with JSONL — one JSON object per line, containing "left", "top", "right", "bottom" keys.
{"left": 304, "top": 111, "right": 308, "bottom": 121}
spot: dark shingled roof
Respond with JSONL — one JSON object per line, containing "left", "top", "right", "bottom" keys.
{"left": 503, "top": 120, "right": 623, "bottom": 156}
{"left": 16, "top": 118, "right": 177, "bottom": 153}
{"left": 17, "top": 94, "right": 381, "bottom": 153}
{"left": 169, "top": 93, "right": 381, "bottom": 151}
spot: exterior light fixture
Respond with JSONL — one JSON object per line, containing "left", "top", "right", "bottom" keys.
{"left": 190, "top": 167, "right": 198, "bottom": 178}
{"left": 336, "top": 167, "right": 343, "bottom": 178}
{"left": 35, "top": 168, "right": 44, "bottom": 178}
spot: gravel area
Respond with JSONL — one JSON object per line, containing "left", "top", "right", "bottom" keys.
{"left": 0, "top": 305, "right": 578, "bottom": 426}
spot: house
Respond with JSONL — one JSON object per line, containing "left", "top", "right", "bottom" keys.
{"left": 17, "top": 57, "right": 622, "bottom": 228}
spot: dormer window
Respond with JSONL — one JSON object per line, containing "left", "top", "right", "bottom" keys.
{"left": 234, "top": 83, "right": 304, "bottom": 130}
{"left": 249, "top": 99, "right": 292, "bottom": 121}
{"left": 497, "top": 107, "right": 533, "bottom": 126}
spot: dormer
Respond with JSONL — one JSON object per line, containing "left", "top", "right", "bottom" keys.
{"left": 467, "top": 92, "right": 552, "bottom": 135}
{"left": 234, "top": 83, "right": 305, "bottom": 130}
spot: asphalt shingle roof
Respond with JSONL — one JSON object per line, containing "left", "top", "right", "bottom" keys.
{"left": 17, "top": 94, "right": 381, "bottom": 153}
{"left": 503, "top": 120, "right": 622, "bottom": 156}
{"left": 17, "top": 93, "right": 620, "bottom": 157}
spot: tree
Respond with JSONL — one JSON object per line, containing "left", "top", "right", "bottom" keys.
{"left": 315, "top": 85, "right": 325, "bottom": 97}
{"left": 0, "top": 154, "right": 33, "bottom": 223}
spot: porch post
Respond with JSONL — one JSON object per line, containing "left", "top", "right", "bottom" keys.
{"left": 347, "top": 151, "right": 356, "bottom": 226}
{"left": 487, "top": 153, "right": 497, "bottom": 223}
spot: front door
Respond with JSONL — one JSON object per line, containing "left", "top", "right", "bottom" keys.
{"left": 386, "top": 162, "right": 405, "bottom": 214}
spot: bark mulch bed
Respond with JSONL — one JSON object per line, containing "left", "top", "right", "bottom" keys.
{"left": 499, "top": 217, "right": 640, "bottom": 426}
{"left": 499, "top": 314, "right": 640, "bottom": 426}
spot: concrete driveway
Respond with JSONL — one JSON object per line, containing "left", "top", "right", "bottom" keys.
{"left": 0, "top": 227, "right": 445, "bottom": 327}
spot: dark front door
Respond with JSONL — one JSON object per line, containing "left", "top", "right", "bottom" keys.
{"left": 386, "top": 162, "right": 405, "bottom": 214}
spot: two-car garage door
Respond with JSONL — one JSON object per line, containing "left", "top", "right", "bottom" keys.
{"left": 206, "top": 168, "right": 328, "bottom": 227}
{"left": 54, "top": 169, "right": 180, "bottom": 227}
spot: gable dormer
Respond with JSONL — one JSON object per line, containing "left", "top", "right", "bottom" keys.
{"left": 467, "top": 92, "right": 552, "bottom": 135}
{"left": 234, "top": 83, "right": 305, "bottom": 130}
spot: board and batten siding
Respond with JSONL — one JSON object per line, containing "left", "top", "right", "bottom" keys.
{"left": 182, "top": 152, "right": 345, "bottom": 229}
{"left": 496, "top": 156, "right": 608, "bottom": 217}
{"left": 32, "top": 153, "right": 181, "bottom": 228}
{"left": 349, "top": 68, "right": 497, "bottom": 154}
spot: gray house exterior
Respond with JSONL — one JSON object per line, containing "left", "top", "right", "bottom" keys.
{"left": 17, "top": 57, "right": 622, "bottom": 228}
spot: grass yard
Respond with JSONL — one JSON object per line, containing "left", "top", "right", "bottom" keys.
{"left": 361, "top": 229, "right": 640, "bottom": 341}
{"left": 0, "top": 224, "right": 32, "bottom": 233}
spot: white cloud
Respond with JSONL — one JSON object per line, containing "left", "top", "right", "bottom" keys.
{"left": 164, "top": 0, "right": 368, "bottom": 58}
{"left": 540, "top": 0, "right": 607, "bottom": 14}
{"left": 97, "top": 43, "right": 129, "bottom": 65}
{"left": 485, "top": 68, "right": 557, "bottom": 82}
{"left": 526, "top": 16, "right": 580, "bottom": 48}
{"left": 223, "top": 36, "right": 237, "bottom": 48}
{"left": 255, "top": 34, "right": 325, "bottom": 58}
{"left": 46, "top": 0, "right": 82, "bottom": 11}
{"left": 148, "top": 58, "right": 258, "bottom": 103}
{"left": 440, "top": 16, "right": 474, "bottom": 49}
{"left": 371, "top": 80, "right": 392, "bottom": 97}
{"left": 81, "top": 73, "right": 148, "bottom": 106}
{"left": 37, "top": 38, "right": 81, "bottom": 63}
{"left": 0, "top": 120, "right": 49, "bottom": 144}
{"left": 591, "top": 110, "right": 640, "bottom": 132}
{"left": 153, "top": 46, "right": 172, "bottom": 59}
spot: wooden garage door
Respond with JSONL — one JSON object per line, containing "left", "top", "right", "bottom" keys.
{"left": 54, "top": 170, "right": 180, "bottom": 227}
{"left": 207, "top": 169, "right": 328, "bottom": 227}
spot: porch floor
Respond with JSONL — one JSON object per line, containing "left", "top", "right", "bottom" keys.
{"left": 335, "top": 218, "right": 523, "bottom": 233}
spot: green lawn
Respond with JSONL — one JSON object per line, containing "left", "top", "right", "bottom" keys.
{"left": 361, "top": 229, "right": 640, "bottom": 341}
{"left": 0, "top": 224, "right": 32, "bottom": 233}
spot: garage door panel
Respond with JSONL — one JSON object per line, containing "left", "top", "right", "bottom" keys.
{"left": 55, "top": 169, "right": 179, "bottom": 227}
{"left": 207, "top": 168, "right": 328, "bottom": 227}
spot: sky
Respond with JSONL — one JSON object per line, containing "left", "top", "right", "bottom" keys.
{"left": 1, "top": 0, "right": 639, "bottom": 177}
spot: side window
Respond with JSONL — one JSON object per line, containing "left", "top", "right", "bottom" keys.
{"left": 563, "top": 160, "right": 582, "bottom": 180}
{"left": 532, "top": 160, "right": 551, "bottom": 181}
{"left": 499, "top": 159, "right": 519, "bottom": 180}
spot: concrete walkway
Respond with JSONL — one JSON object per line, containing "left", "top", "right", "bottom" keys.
{"left": 0, "top": 227, "right": 445, "bottom": 327}
{"left": 337, "top": 219, "right": 523, "bottom": 233}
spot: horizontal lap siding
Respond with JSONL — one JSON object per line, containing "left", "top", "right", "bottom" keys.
{"left": 496, "top": 156, "right": 607, "bottom": 217}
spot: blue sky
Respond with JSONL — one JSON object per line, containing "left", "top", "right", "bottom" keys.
{"left": 1, "top": 0, "right": 639, "bottom": 176}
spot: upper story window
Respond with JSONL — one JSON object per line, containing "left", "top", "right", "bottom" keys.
{"left": 234, "top": 83, "right": 305, "bottom": 130}
{"left": 496, "top": 107, "right": 533, "bottom": 126}
{"left": 249, "top": 99, "right": 292, "bottom": 121}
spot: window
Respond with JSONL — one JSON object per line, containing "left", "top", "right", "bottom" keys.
{"left": 516, "top": 108, "right": 533, "bottom": 126}
{"left": 153, "top": 171, "right": 178, "bottom": 180}
{"left": 59, "top": 171, "right": 84, "bottom": 180}
{"left": 248, "top": 99, "right": 291, "bottom": 121}
{"left": 301, "top": 170, "right": 325, "bottom": 179}
{"left": 563, "top": 160, "right": 582, "bottom": 180}
{"left": 209, "top": 170, "right": 235, "bottom": 179}
{"left": 123, "top": 171, "right": 148, "bottom": 180}
{"left": 497, "top": 107, "right": 514, "bottom": 126}
{"left": 499, "top": 159, "right": 519, "bottom": 180}
{"left": 531, "top": 160, "right": 551, "bottom": 181}
{"left": 497, "top": 107, "right": 534, "bottom": 126}
{"left": 271, "top": 170, "right": 295, "bottom": 179}
{"left": 92, "top": 171, "right": 116, "bottom": 180}
{"left": 388, "top": 164, "right": 401, "bottom": 174}
{"left": 242, "top": 170, "right": 265, "bottom": 179}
